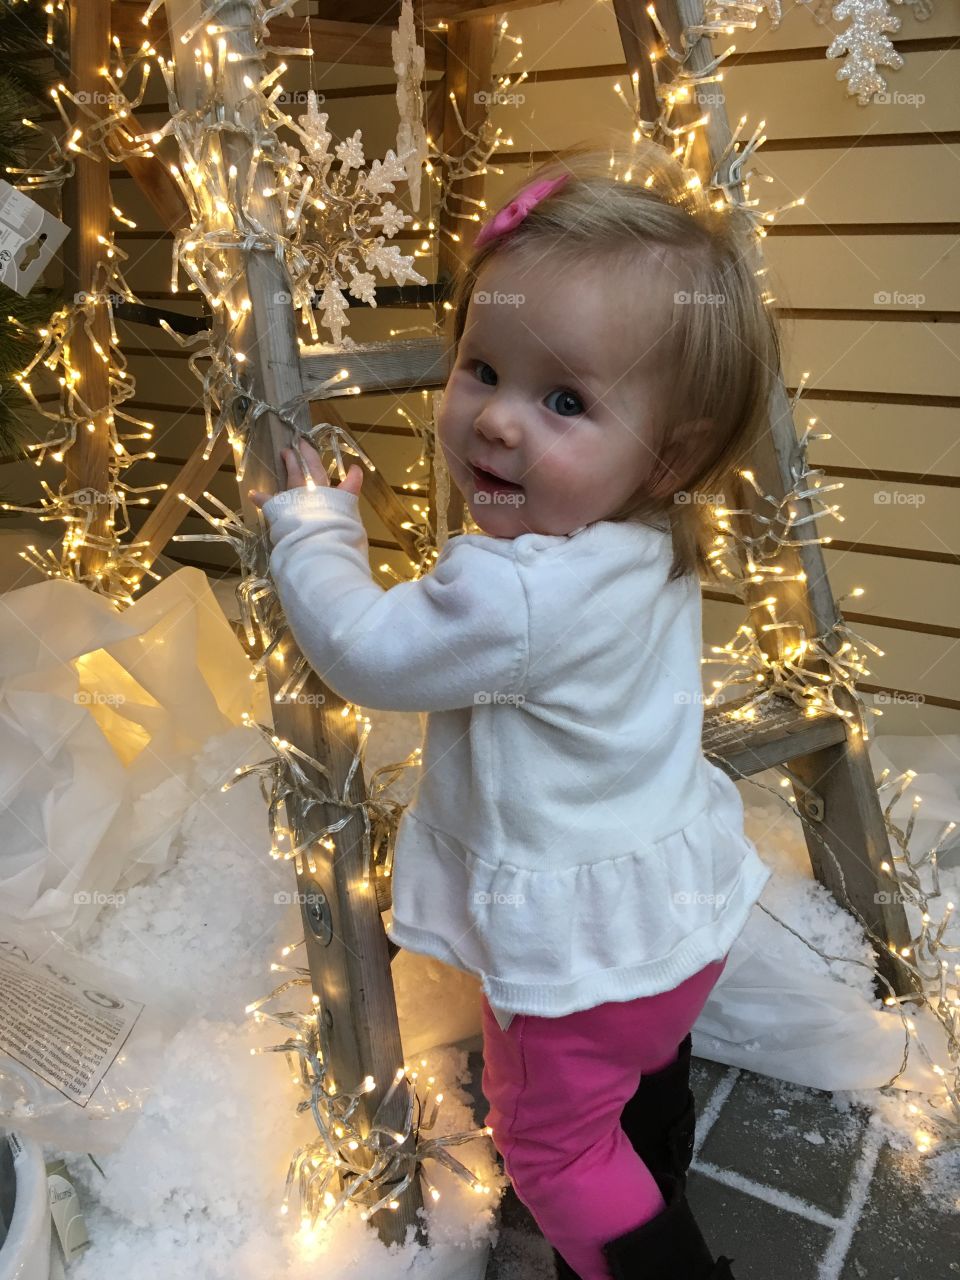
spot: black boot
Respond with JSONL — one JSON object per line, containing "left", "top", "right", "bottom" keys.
{"left": 602, "top": 1171, "right": 736, "bottom": 1280}
{"left": 620, "top": 1032, "right": 696, "bottom": 1190}
{"left": 552, "top": 1035, "right": 696, "bottom": 1279}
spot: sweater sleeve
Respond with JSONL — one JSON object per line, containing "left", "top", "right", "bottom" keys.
{"left": 260, "top": 484, "right": 530, "bottom": 712}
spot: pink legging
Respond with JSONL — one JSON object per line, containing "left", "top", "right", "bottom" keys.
{"left": 480, "top": 956, "right": 727, "bottom": 1280}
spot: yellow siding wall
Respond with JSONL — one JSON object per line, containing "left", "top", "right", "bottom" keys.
{"left": 4, "top": 0, "right": 957, "bottom": 735}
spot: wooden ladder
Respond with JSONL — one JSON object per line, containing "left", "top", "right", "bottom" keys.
{"left": 286, "top": 0, "right": 914, "bottom": 1003}
{"left": 96, "top": 0, "right": 913, "bottom": 1249}
{"left": 613, "top": 0, "right": 912, "bottom": 1000}
{"left": 125, "top": 0, "right": 505, "bottom": 1249}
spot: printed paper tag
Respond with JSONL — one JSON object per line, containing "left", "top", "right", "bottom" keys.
{"left": 0, "top": 943, "right": 145, "bottom": 1107}
{"left": 0, "top": 178, "right": 70, "bottom": 296}
{"left": 46, "top": 1160, "right": 91, "bottom": 1261}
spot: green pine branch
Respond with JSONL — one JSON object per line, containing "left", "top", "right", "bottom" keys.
{"left": 0, "top": 1, "right": 66, "bottom": 478}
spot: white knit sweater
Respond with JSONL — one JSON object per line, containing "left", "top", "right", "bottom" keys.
{"left": 262, "top": 484, "right": 770, "bottom": 1031}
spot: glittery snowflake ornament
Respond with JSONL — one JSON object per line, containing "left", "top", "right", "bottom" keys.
{"left": 392, "top": 0, "right": 428, "bottom": 211}
{"left": 826, "top": 0, "right": 906, "bottom": 103}
{"left": 277, "top": 89, "right": 427, "bottom": 345}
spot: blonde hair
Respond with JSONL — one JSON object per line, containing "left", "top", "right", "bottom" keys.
{"left": 445, "top": 137, "right": 783, "bottom": 583}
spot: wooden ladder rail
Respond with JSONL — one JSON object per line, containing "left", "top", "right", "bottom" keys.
{"left": 611, "top": 0, "right": 912, "bottom": 999}
{"left": 123, "top": 1, "right": 449, "bottom": 579}
{"left": 61, "top": 0, "right": 113, "bottom": 584}
{"left": 162, "top": 0, "right": 422, "bottom": 1245}
{"left": 147, "top": 0, "right": 503, "bottom": 1245}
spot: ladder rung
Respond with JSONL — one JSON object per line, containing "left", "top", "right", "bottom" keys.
{"left": 301, "top": 337, "right": 451, "bottom": 399}
{"left": 703, "top": 695, "right": 848, "bottom": 779}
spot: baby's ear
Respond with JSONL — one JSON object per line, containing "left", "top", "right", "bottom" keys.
{"left": 647, "top": 417, "right": 715, "bottom": 499}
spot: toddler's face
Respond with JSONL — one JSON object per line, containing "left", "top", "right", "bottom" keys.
{"left": 437, "top": 250, "right": 678, "bottom": 538}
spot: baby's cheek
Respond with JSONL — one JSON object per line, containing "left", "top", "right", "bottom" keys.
{"left": 544, "top": 442, "right": 595, "bottom": 490}
{"left": 439, "top": 382, "right": 472, "bottom": 434}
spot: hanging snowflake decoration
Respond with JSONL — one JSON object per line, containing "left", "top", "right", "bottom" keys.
{"left": 393, "top": 0, "right": 429, "bottom": 211}
{"left": 269, "top": 92, "right": 428, "bottom": 345}
{"left": 153, "top": 67, "right": 428, "bottom": 353}
{"left": 798, "top": 0, "right": 840, "bottom": 24}
{"left": 825, "top": 0, "right": 905, "bottom": 102}
{"left": 703, "top": 0, "right": 783, "bottom": 27}
{"left": 704, "top": 0, "right": 918, "bottom": 104}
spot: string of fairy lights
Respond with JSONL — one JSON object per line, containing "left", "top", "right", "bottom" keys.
{"left": 607, "top": 2, "right": 959, "bottom": 1147}
{"left": 0, "top": 0, "right": 510, "bottom": 602}
{"left": 1, "top": 24, "right": 167, "bottom": 601}
{"left": 0, "top": 0, "right": 507, "bottom": 1231}
{"left": 4, "top": 0, "right": 956, "bottom": 1235}
{"left": 168, "top": 0, "right": 958, "bottom": 1195}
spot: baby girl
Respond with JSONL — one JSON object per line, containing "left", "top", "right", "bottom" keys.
{"left": 253, "top": 138, "right": 779, "bottom": 1280}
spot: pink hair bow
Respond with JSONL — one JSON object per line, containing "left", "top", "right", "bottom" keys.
{"left": 473, "top": 173, "right": 570, "bottom": 248}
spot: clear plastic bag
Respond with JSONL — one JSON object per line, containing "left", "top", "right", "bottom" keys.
{"left": 0, "top": 926, "right": 184, "bottom": 1153}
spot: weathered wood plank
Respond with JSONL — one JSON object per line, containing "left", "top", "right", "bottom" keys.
{"left": 165, "top": 0, "right": 422, "bottom": 1243}
{"left": 703, "top": 696, "right": 848, "bottom": 778}
{"left": 112, "top": 1, "right": 448, "bottom": 69}
{"left": 301, "top": 336, "right": 451, "bottom": 398}
{"left": 62, "top": 0, "right": 113, "bottom": 583}
{"left": 671, "top": 0, "right": 910, "bottom": 996}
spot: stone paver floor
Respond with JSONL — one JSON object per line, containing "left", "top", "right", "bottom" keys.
{"left": 462, "top": 1048, "right": 959, "bottom": 1280}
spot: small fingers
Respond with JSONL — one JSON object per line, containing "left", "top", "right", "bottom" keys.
{"left": 340, "top": 463, "right": 364, "bottom": 496}
{"left": 284, "top": 443, "right": 329, "bottom": 488}
{"left": 248, "top": 448, "right": 360, "bottom": 513}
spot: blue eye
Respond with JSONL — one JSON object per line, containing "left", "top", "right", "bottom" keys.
{"left": 470, "top": 361, "right": 584, "bottom": 416}
{"left": 545, "top": 389, "right": 585, "bottom": 417}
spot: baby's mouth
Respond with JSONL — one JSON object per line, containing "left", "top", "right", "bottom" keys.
{"left": 471, "top": 464, "right": 525, "bottom": 492}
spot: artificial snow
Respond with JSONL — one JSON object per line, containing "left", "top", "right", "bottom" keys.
{"left": 0, "top": 560, "right": 956, "bottom": 1272}
{"left": 54, "top": 724, "right": 503, "bottom": 1279}
{"left": 694, "top": 765, "right": 959, "bottom": 1095}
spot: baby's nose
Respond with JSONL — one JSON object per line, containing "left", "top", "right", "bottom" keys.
{"left": 475, "top": 406, "right": 523, "bottom": 447}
